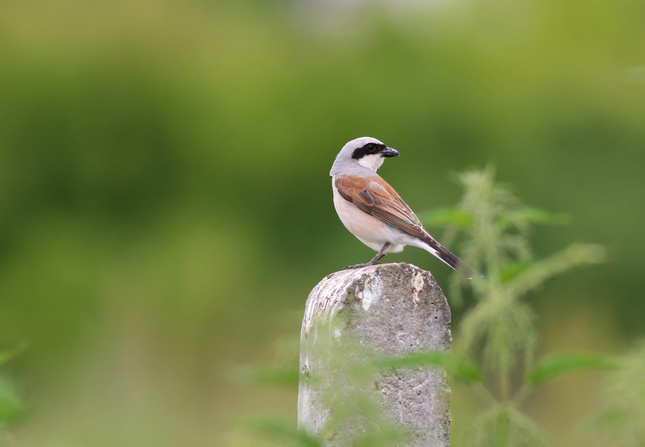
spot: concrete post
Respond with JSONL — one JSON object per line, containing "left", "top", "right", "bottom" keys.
{"left": 298, "top": 263, "right": 452, "bottom": 447}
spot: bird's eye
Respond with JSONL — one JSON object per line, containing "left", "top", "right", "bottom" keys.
{"left": 365, "top": 143, "right": 377, "bottom": 153}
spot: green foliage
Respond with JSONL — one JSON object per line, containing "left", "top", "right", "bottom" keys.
{"left": 372, "top": 351, "right": 481, "bottom": 383}
{"left": 459, "top": 293, "right": 538, "bottom": 379}
{"left": 0, "top": 343, "right": 26, "bottom": 368}
{"left": 590, "top": 342, "right": 645, "bottom": 447}
{"left": 0, "top": 375, "right": 24, "bottom": 426}
{"left": 223, "top": 417, "right": 322, "bottom": 447}
{"left": 527, "top": 353, "right": 619, "bottom": 387}
{"left": 467, "top": 405, "right": 550, "bottom": 447}
{"left": 439, "top": 168, "right": 605, "bottom": 376}
{"left": 247, "top": 417, "right": 323, "bottom": 447}
{"left": 300, "top": 321, "right": 410, "bottom": 447}
{"left": 449, "top": 167, "right": 535, "bottom": 277}
{"left": 423, "top": 168, "right": 607, "bottom": 446}
{"left": 0, "top": 344, "right": 27, "bottom": 433}
{"left": 236, "top": 169, "right": 614, "bottom": 446}
{"left": 227, "top": 363, "right": 300, "bottom": 388}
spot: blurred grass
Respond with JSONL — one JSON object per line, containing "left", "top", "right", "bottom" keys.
{"left": 0, "top": 0, "right": 643, "bottom": 445}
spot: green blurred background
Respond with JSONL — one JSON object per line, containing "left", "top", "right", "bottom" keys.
{"left": 0, "top": 0, "right": 644, "bottom": 445}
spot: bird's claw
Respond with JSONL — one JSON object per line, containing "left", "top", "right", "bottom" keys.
{"left": 343, "top": 262, "right": 374, "bottom": 270}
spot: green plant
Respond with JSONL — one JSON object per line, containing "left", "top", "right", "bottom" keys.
{"left": 0, "top": 342, "right": 27, "bottom": 446}
{"left": 229, "top": 167, "right": 622, "bottom": 447}
{"left": 422, "top": 167, "right": 610, "bottom": 446}
{"left": 590, "top": 341, "right": 645, "bottom": 447}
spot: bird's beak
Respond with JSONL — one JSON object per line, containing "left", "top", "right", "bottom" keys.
{"left": 381, "top": 147, "right": 400, "bottom": 158}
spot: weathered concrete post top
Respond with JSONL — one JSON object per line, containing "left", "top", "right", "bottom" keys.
{"left": 298, "top": 262, "right": 452, "bottom": 447}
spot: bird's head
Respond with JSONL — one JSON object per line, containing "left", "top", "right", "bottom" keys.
{"left": 330, "top": 137, "right": 399, "bottom": 175}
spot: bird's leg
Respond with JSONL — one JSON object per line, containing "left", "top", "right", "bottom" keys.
{"left": 344, "top": 243, "right": 391, "bottom": 270}
{"left": 368, "top": 242, "right": 391, "bottom": 265}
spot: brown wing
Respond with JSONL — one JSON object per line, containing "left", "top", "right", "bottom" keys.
{"left": 334, "top": 175, "right": 430, "bottom": 241}
{"left": 335, "top": 175, "right": 481, "bottom": 279}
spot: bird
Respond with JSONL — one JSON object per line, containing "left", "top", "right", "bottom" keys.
{"left": 330, "top": 136, "right": 478, "bottom": 279}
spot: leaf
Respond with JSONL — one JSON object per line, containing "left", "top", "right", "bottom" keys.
{"left": 0, "top": 342, "right": 27, "bottom": 367}
{"left": 419, "top": 207, "right": 473, "bottom": 230}
{"left": 527, "top": 353, "right": 619, "bottom": 386}
{"left": 499, "top": 206, "right": 569, "bottom": 227}
{"left": 372, "top": 351, "right": 481, "bottom": 383}
{"left": 225, "top": 363, "right": 299, "bottom": 387}
{"left": 499, "top": 261, "right": 532, "bottom": 283}
{"left": 506, "top": 243, "right": 606, "bottom": 299}
{"left": 248, "top": 417, "right": 323, "bottom": 447}
{"left": 587, "top": 340, "right": 645, "bottom": 445}
{"left": 0, "top": 376, "right": 26, "bottom": 424}
{"left": 466, "top": 405, "right": 549, "bottom": 447}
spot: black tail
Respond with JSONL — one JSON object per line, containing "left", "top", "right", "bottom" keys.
{"left": 421, "top": 239, "right": 480, "bottom": 279}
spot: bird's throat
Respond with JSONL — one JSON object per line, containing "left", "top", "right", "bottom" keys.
{"left": 357, "top": 154, "right": 385, "bottom": 172}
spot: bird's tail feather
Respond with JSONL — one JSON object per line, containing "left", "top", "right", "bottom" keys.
{"left": 421, "top": 238, "right": 480, "bottom": 279}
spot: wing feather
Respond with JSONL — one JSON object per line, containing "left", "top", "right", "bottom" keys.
{"left": 335, "top": 175, "right": 428, "bottom": 241}
{"left": 334, "top": 175, "right": 480, "bottom": 279}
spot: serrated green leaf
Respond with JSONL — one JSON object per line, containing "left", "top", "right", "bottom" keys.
{"left": 500, "top": 206, "right": 570, "bottom": 227}
{"left": 528, "top": 353, "right": 619, "bottom": 386}
{"left": 419, "top": 207, "right": 473, "bottom": 230}
{"left": 372, "top": 351, "right": 481, "bottom": 383}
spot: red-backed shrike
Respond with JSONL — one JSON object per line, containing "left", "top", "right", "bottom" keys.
{"left": 330, "top": 136, "right": 477, "bottom": 278}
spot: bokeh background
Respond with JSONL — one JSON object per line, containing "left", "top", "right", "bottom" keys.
{"left": 0, "top": 0, "right": 644, "bottom": 445}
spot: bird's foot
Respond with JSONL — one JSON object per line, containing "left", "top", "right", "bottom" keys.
{"left": 343, "top": 243, "right": 390, "bottom": 270}
{"left": 343, "top": 262, "right": 378, "bottom": 270}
